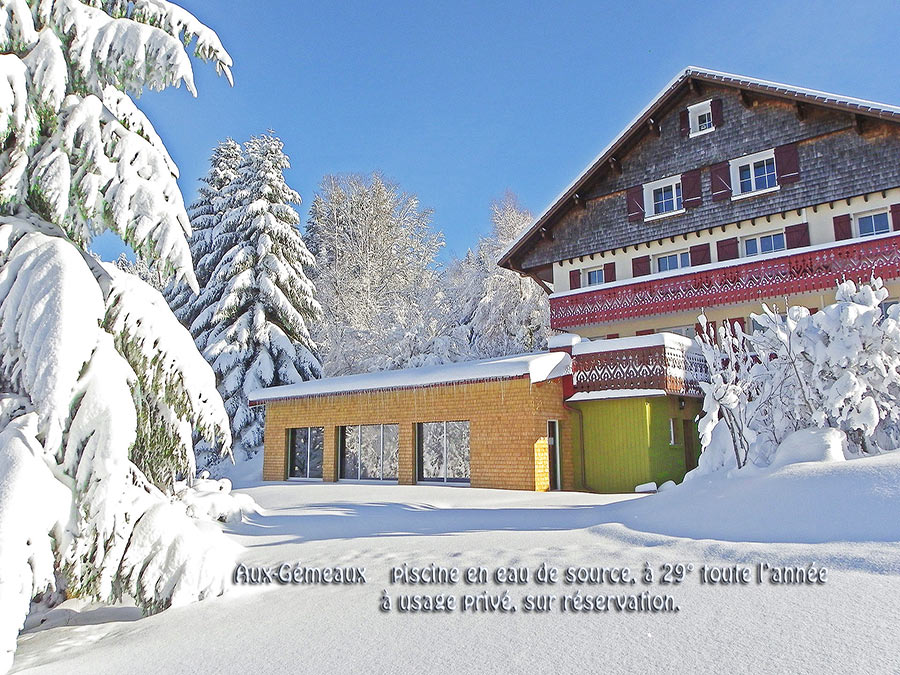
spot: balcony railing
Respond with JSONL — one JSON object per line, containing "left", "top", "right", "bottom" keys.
{"left": 570, "top": 335, "right": 709, "bottom": 398}
{"left": 551, "top": 232, "right": 900, "bottom": 330}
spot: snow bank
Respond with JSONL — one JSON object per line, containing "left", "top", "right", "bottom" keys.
{"left": 769, "top": 428, "right": 846, "bottom": 470}
{"left": 608, "top": 451, "right": 900, "bottom": 543}
{"left": 0, "top": 415, "right": 70, "bottom": 673}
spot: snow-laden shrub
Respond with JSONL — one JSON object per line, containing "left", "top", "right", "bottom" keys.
{"left": 0, "top": 2, "right": 236, "bottom": 671}
{"left": 116, "top": 500, "right": 242, "bottom": 615}
{"left": 692, "top": 278, "right": 900, "bottom": 478}
{"left": 173, "top": 475, "right": 260, "bottom": 523}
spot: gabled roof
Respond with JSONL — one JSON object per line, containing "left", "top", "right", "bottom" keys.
{"left": 247, "top": 351, "right": 571, "bottom": 404}
{"left": 499, "top": 66, "right": 900, "bottom": 272}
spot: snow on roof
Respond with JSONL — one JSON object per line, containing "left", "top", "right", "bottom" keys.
{"left": 566, "top": 389, "right": 667, "bottom": 402}
{"left": 498, "top": 66, "right": 900, "bottom": 268}
{"left": 572, "top": 332, "right": 695, "bottom": 356}
{"left": 547, "top": 333, "right": 582, "bottom": 349}
{"left": 248, "top": 351, "right": 572, "bottom": 403}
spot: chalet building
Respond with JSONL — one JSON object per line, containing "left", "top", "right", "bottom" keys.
{"left": 256, "top": 67, "right": 900, "bottom": 493}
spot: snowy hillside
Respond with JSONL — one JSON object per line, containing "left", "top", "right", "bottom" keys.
{"left": 13, "top": 452, "right": 900, "bottom": 674}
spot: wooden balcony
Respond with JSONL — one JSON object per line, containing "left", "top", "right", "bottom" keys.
{"left": 570, "top": 334, "right": 709, "bottom": 398}
{"left": 551, "top": 232, "right": 900, "bottom": 330}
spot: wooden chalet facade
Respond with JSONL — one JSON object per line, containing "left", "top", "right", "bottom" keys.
{"left": 499, "top": 67, "right": 900, "bottom": 339}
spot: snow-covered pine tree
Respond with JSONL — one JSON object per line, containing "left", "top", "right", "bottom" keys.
{"left": 0, "top": 3, "right": 236, "bottom": 670}
{"left": 305, "top": 173, "right": 446, "bottom": 375}
{"left": 444, "top": 193, "right": 550, "bottom": 359}
{"left": 115, "top": 252, "right": 166, "bottom": 290}
{"left": 199, "top": 133, "right": 322, "bottom": 463}
{"left": 165, "top": 138, "right": 243, "bottom": 330}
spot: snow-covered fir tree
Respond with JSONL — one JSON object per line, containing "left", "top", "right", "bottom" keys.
{"left": 305, "top": 173, "right": 447, "bottom": 375}
{"left": 0, "top": 3, "right": 238, "bottom": 670}
{"left": 164, "top": 138, "right": 243, "bottom": 329}
{"left": 444, "top": 193, "right": 550, "bottom": 359}
{"left": 197, "top": 134, "right": 322, "bottom": 463}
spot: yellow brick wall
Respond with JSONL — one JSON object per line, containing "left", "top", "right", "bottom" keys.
{"left": 533, "top": 437, "right": 550, "bottom": 492}
{"left": 261, "top": 377, "right": 574, "bottom": 492}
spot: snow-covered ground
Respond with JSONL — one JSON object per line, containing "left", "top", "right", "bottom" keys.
{"left": 13, "top": 454, "right": 900, "bottom": 674}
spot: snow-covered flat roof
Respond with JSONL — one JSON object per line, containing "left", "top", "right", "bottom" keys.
{"left": 248, "top": 351, "right": 571, "bottom": 403}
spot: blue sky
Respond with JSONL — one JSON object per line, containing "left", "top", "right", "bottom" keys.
{"left": 93, "top": 0, "right": 900, "bottom": 262}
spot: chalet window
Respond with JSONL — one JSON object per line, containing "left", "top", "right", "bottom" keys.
{"left": 653, "top": 184, "right": 682, "bottom": 214}
{"left": 643, "top": 175, "right": 684, "bottom": 220}
{"left": 729, "top": 149, "right": 778, "bottom": 198}
{"left": 656, "top": 250, "right": 690, "bottom": 273}
{"left": 686, "top": 100, "right": 718, "bottom": 137}
{"left": 743, "top": 232, "right": 785, "bottom": 257}
{"left": 858, "top": 211, "right": 890, "bottom": 238}
{"left": 586, "top": 268, "right": 604, "bottom": 286}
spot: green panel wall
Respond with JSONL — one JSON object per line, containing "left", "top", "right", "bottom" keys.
{"left": 571, "top": 396, "right": 703, "bottom": 493}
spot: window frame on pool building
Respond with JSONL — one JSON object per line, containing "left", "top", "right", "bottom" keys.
{"left": 339, "top": 423, "right": 399, "bottom": 481}
{"left": 416, "top": 420, "right": 471, "bottom": 484}
{"left": 287, "top": 426, "right": 325, "bottom": 480}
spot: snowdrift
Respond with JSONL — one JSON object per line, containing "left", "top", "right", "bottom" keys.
{"left": 594, "top": 452, "right": 900, "bottom": 544}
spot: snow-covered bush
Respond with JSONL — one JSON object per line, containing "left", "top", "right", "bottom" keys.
{"left": 0, "top": 2, "right": 237, "bottom": 671}
{"left": 691, "top": 278, "right": 900, "bottom": 480}
{"left": 173, "top": 474, "right": 260, "bottom": 523}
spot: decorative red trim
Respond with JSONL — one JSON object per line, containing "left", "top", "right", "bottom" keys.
{"left": 550, "top": 233, "right": 900, "bottom": 330}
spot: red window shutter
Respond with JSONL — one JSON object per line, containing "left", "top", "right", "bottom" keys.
{"left": 606, "top": 333, "right": 620, "bottom": 340}
{"left": 891, "top": 204, "right": 900, "bottom": 231}
{"left": 833, "top": 214, "right": 852, "bottom": 241}
{"left": 681, "top": 169, "right": 702, "bottom": 208}
{"left": 626, "top": 186, "right": 645, "bottom": 222}
{"left": 785, "top": 222, "right": 810, "bottom": 249}
{"left": 679, "top": 110, "right": 689, "bottom": 136}
{"left": 710, "top": 98, "right": 724, "bottom": 127}
{"left": 774, "top": 143, "right": 800, "bottom": 184}
{"left": 603, "top": 261, "right": 616, "bottom": 282}
{"left": 694, "top": 321, "right": 717, "bottom": 338}
{"left": 716, "top": 237, "right": 739, "bottom": 261}
{"left": 632, "top": 255, "right": 651, "bottom": 277}
{"left": 689, "top": 243, "right": 711, "bottom": 266}
{"left": 710, "top": 162, "right": 732, "bottom": 201}
{"left": 568, "top": 269, "right": 581, "bottom": 290}
{"left": 636, "top": 329, "right": 654, "bottom": 336}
